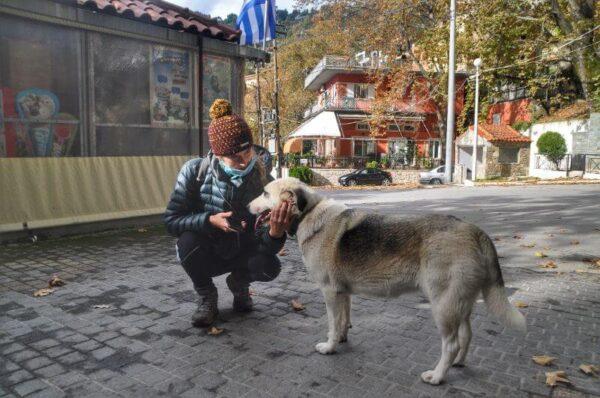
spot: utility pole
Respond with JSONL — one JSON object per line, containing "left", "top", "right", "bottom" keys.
{"left": 471, "top": 58, "right": 482, "bottom": 182}
{"left": 443, "top": 0, "right": 456, "bottom": 184}
{"left": 254, "top": 61, "right": 263, "bottom": 146}
{"left": 273, "top": 38, "right": 283, "bottom": 178}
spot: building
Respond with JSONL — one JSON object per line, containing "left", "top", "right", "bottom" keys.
{"left": 0, "top": 0, "right": 267, "bottom": 240}
{"left": 283, "top": 54, "right": 467, "bottom": 168}
{"left": 455, "top": 124, "right": 531, "bottom": 180}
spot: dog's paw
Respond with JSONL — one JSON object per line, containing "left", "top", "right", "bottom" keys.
{"left": 315, "top": 342, "right": 336, "bottom": 355}
{"left": 338, "top": 335, "right": 348, "bottom": 343}
{"left": 421, "top": 370, "right": 444, "bottom": 385}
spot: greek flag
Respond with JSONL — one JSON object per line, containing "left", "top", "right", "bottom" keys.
{"left": 236, "top": 0, "right": 276, "bottom": 46}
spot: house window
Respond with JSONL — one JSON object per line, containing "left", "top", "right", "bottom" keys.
{"left": 302, "top": 139, "right": 315, "bottom": 154}
{"left": 403, "top": 124, "right": 416, "bottom": 132}
{"left": 353, "top": 140, "right": 375, "bottom": 156}
{"left": 388, "top": 124, "right": 400, "bottom": 132}
{"left": 354, "top": 84, "right": 369, "bottom": 99}
{"left": 356, "top": 122, "right": 370, "bottom": 131}
{"left": 428, "top": 140, "right": 441, "bottom": 159}
{"left": 498, "top": 147, "right": 519, "bottom": 164}
{"left": 492, "top": 113, "right": 501, "bottom": 125}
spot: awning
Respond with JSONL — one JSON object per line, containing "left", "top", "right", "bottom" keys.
{"left": 288, "top": 111, "right": 342, "bottom": 138}
{"left": 283, "top": 138, "right": 302, "bottom": 154}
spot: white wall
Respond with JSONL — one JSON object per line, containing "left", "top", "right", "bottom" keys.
{"left": 528, "top": 118, "right": 589, "bottom": 178}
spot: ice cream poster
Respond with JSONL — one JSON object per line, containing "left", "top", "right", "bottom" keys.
{"left": 150, "top": 46, "right": 191, "bottom": 126}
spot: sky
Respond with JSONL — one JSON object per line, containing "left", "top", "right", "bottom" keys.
{"left": 168, "top": 0, "right": 297, "bottom": 19}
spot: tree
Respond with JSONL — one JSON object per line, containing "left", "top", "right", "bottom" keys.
{"left": 537, "top": 131, "right": 567, "bottom": 168}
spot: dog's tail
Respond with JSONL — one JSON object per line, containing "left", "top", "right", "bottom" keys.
{"left": 480, "top": 234, "right": 527, "bottom": 332}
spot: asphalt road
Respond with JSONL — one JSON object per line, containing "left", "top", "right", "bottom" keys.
{"left": 319, "top": 184, "right": 600, "bottom": 273}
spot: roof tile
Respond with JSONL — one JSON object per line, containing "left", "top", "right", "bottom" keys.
{"left": 78, "top": 0, "right": 240, "bottom": 42}
{"left": 470, "top": 124, "right": 531, "bottom": 143}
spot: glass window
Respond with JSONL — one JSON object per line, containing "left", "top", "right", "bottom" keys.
{"left": 91, "top": 33, "right": 195, "bottom": 156}
{"left": 499, "top": 147, "right": 519, "bottom": 164}
{"left": 354, "top": 140, "right": 364, "bottom": 156}
{"left": 428, "top": 140, "right": 441, "bottom": 159}
{"left": 354, "top": 84, "right": 369, "bottom": 99}
{"left": 493, "top": 113, "right": 501, "bottom": 125}
{"left": 302, "top": 139, "right": 315, "bottom": 154}
{"left": 0, "top": 16, "right": 82, "bottom": 157}
{"left": 403, "top": 124, "right": 416, "bottom": 132}
{"left": 388, "top": 124, "right": 400, "bottom": 132}
{"left": 356, "top": 122, "right": 369, "bottom": 131}
{"left": 203, "top": 54, "right": 232, "bottom": 128}
{"left": 353, "top": 140, "right": 375, "bottom": 156}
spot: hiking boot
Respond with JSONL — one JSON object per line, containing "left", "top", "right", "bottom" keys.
{"left": 226, "top": 273, "right": 253, "bottom": 312}
{"left": 192, "top": 283, "right": 218, "bottom": 327}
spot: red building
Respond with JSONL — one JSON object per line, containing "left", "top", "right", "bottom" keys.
{"left": 284, "top": 55, "right": 467, "bottom": 167}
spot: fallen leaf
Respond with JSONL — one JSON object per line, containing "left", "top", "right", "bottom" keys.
{"left": 520, "top": 243, "right": 536, "bottom": 248}
{"left": 291, "top": 299, "right": 305, "bottom": 311}
{"left": 207, "top": 326, "right": 224, "bottom": 336}
{"left": 579, "top": 364, "right": 598, "bottom": 375}
{"left": 137, "top": 228, "right": 147, "bottom": 233}
{"left": 539, "top": 261, "right": 557, "bottom": 269}
{"left": 93, "top": 304, "right": 111, "bottom": 309}
{"left": 545, "top": 370, "right": 571, "bottom": 387}
{"left": 48, "top": 275, "right": 65, "bottom": 288}
{"left": 493, "top": 237, "right": 502, "bottom": 242}
{"left": 514, "top": 301, "right": 528, "bottom": 308}
{"left": 278, "top": 248, "right": 289, "bottom": 256}
{"left": 513, "top": 235, "right": 523, "bottom": 240}
{"left": 547, "top": 234, "right": 555, "bottom": 237}
{"left": 533, "top": 355, "right": 557, "bottom": 366}
{"left": 575, "top": 269, "right": 587, "bottom": 273}
{"left": 558, "top": 229, "right": 569, "bottom": 234}
{"left": 570, "top": 240, "right": 580, "bottom": 245}
{"left": 535, "top": 252, "right": 547, "bottom": 258}
{"left": 33, "top": 288, "right": 54, "bottom": 297}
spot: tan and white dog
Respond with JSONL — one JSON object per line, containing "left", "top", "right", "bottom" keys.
{"left": 249, "top": 178, "right": 526, "bottom": 385}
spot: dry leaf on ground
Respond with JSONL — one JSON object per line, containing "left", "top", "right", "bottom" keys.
{"left": 539, "top": 261, "right": 557, "bottom": 269}
{"left": 514, "top": 301, "right": 528, "bottom": 308}
{"left": 545, "top": 371, "right": 571, "bottom": 387}
{"left": 33, "top": 288, "right": 54, "bottom": 297}
{"left": 547, "top": 234, "right": 555, "bottom": 237}
{"left": 278, "top": 248, "right": 289, "bottom": 256}
{"left": 535, "top": 252, "right": 547, "bottom": 258}
{"left": 48, "top": 275, "right": 65, "bottom": 288}
{"left": 533, "top": 355, "right": 557, "bottom": 366}
{"left": 493, "top": 237, "right": 502, "bottom": 242}
{"left": 579, "top": 364, "right": 598, "bottom": 375}
{"left": 291, "top": 299, "right": 305, "bottom": 311}
{"left": 93, "top": 304, "right": 111, "bottom": 309}
{"left": 520, "top": 243, "right": 536, "bottom": 248}
{"left": 207, "top": 326, "right": 224, "bottom": 336}
{"left": 558, "top": 229, "right": 569, "bottom": 234}
{"left": 570, "top": 240, "right": 580, "bottom": 245}
{"left": 513, "top": 235, "right": 523, "bottom": 239}
{"left": 137, "top": 228, "right": 147, "bottom": 233}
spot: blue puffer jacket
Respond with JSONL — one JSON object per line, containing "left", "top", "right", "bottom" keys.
{"left": 164, "top": 145, "right": 285, "bottom": 259}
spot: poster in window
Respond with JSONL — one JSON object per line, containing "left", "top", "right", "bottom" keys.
{"left": 150, "top": 46, "right": 191, "bottom": 126}
{"left": 202, "top": 54, "right": 232, "bottom": 125}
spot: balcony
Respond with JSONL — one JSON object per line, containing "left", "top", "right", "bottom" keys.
{"left": 304, "top": 55, "right": 377, "bottom": 91}
{"left": 303, "top": 97, "right": 374, "bottom": 118}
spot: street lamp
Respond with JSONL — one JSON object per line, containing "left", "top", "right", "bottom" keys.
{"left": 471, "top": 58, "right": 482, "bottom": 182}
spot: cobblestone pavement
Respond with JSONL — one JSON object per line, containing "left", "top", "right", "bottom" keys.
{"left": 1, "top": 186, "right": 599, "bottom": 398}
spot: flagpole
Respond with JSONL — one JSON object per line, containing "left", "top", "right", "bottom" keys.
{"left": 262, "top": 0, "right": 269, "bottom": 51}
{"left": 255, "top": 61, "right": 263, "bottom": 147}
{"left": 273, "top": 36, "right": 283, "bottom": 178}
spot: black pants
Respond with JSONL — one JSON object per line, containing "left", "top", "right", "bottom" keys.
{"left": 176, "top": 231, "right": 281, "bottom": 288}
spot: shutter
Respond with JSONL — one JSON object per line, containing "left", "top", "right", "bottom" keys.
{"left": 368, "top": 84, "right": 375, "bottom": 99}
{"left": 346, "top": 84, "right": 354, "bottom": 98}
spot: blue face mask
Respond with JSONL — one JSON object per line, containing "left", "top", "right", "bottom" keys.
{"left": 219, "top": 156, "right": 258, "bottom": 187}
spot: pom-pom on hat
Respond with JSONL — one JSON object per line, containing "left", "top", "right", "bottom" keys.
{"left": 208, "top": 99, "right": 253, "bottom": 156}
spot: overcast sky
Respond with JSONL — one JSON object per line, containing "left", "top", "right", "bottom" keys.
{"left": 169, "top": 0, "right": 297, "bottom": 19}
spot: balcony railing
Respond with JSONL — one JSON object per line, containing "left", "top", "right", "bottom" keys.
{"left": 304, "top": 97, "right": 373, "bottom": 118}
{"left": 304, "top": 56, "right": 374, "bottom": 89}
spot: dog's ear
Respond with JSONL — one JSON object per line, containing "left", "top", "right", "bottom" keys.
{"left": 281, "top": 189, "right": 307, "bottom": 213}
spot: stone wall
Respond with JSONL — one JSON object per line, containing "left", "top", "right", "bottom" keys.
{"left": 311, "top": 168, "right": 421, "bottom": 186}
{"left": 485, "top": 143, "right": 530, "bottom": 178}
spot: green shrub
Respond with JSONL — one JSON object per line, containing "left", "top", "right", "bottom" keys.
{"left": 366, "top": 160, "right": 379, "bottom": 169}
{"left": 512, "top": 120, "right": 532, "bottom": 132}
{"left": 537, "top": 131, "right": 567, "bottom": 168}
{"left": 289, "top": 165, "right": 313, "bottom": 184}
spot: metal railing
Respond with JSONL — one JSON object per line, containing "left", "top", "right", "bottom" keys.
{"left": 304, "top": 56, "right": 375, "bottom": 89}
{"left": 534, "top": 154, "right": 600, "bottom": 174}
{"left": 535, "top": 154, "right": 571, "bottom": 171}
{"left": 288, "top": 154, "right": 442, "bottom": 170}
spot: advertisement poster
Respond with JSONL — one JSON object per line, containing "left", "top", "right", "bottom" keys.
{"left": 202, "top": 54, "right": 232, "bottom": 126}
{"left": 150, "top": 46, "right": 191, "bottom": 126}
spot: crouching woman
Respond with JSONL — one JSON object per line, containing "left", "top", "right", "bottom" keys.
{"left": 164, "top": 99, "right": 292, "bottom": 326}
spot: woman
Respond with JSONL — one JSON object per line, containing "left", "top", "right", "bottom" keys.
{"left": 164, "top": 99, "right": 292, "bottom": 326}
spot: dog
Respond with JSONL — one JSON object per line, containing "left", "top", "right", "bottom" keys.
{"left": 249, "top": 177, "right": 526, "bottom": 385}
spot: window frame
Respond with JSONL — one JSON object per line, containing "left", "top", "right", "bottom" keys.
{"left": 356, "top": 122, "right": 370, "bottom": 131}
{"left": 498, "top": 146, "right": 520, "bottom": 164}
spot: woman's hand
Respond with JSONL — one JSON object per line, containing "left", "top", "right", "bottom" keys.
{"left": 209, "top": 212, "right": 237, "bottom": 233}
{"left": 269, "top": 201, "right": 294, "bottom": 239}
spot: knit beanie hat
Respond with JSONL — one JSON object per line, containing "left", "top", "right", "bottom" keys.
{"left": 208, "top": 99, "right": 253, "bottom": 156}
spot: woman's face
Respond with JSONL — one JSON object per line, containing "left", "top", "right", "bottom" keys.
{"left": 219, "top": 147, "right": 255, "bottom": 170}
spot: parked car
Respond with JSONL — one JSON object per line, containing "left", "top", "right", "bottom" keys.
{"left": 419, "top": 165, "right": 446, "bottom": 185}
{"left": 338, "top": 168, "right": 392, "bottom": 186}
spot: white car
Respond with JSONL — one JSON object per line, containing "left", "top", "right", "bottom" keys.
{"left": 419, "top": 165, "right": 446, "bottom": 185}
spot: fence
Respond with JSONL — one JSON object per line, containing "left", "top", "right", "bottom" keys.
{"left": 288, "top": 154, "right": 442, "bottom": 170}
{"left": 534, "top": 154, "right": 600, "bottom": 174}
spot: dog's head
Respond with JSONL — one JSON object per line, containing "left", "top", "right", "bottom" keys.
{"left": 248, "top": 177, "right": 319, "bottom": 234}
